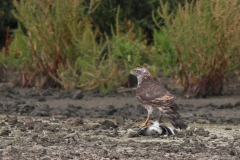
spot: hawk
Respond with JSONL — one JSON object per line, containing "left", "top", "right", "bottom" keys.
{"left": 130, "top": 67, "right": 187, "bottom": 130}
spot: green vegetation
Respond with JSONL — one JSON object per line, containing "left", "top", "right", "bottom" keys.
{"left": 1, "top": 0, "right": 155, "bottom": 93}
{"left": 154, "top": 0, "right": 240, "bottom": 97}
{"left": 0, "top": 0, "right": 240, "bottom": 96}
{"left": 50, "top": 6, "right": 156, "bottom": 93}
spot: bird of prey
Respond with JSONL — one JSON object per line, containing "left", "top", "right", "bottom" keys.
{"left": 137, "top": 120, "right": 174, "bottom": 136}
{"left": 130, "top": 67, "right": 187, "bottom": 130}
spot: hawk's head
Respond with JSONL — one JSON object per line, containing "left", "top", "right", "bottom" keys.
{"left": 130, "top": 67, "right": 151, "bottom": 85}
{"left": 130, "top": 67, "right": 150, "bottom": 77}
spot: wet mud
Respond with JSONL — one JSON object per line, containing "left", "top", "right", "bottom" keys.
{"left": 0, "top": 83, "right": 240, "bottom": 159}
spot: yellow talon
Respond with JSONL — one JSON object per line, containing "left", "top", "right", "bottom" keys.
{"left": 139, "top": 114, "right": 152, "bottom": 128}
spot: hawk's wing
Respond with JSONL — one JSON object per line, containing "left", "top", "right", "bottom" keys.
{"left": 137, "top": 81, "right": 179, "bottom": 111}
{"left": 137, "top": 79, "right": 187, "bottom": 129}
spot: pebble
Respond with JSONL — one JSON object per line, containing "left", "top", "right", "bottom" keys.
{"left": 210, "top": 135, "right": 218, "bottom": 139}
{"left": 64, "top": 133, "right": 77, "bottom": 138}
{"left": 6, "top": 116, "right": 18, "bottom": 126}
{"left": 72, "top": 90, "right": 84, "bottom": 99}
{"left": 126, "top": 129, "right": 139, "bottom": 138}
{"left": 225, "top": 127, "right": 232, "bottom": 130}
{"left": 0, "top": 127, "right": 10, "bottom": 136}
{"left": 101, "top": 120, "right": 117, "bottom": 129}
{"left": 115, "top": 116, "right": 124, "bottom": 126}
{"left": 71, "top": 118, "right": 84, "bottom": 126}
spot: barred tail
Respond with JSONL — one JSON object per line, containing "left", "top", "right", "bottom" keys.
{"left": 165, "top": 110, "right": 187, "bottom": 130}
{"left": 168, "top": 112, "right": 187, "bottom": 130}
{"left": 163, "top": 103, "right": 187, "bottom": 130}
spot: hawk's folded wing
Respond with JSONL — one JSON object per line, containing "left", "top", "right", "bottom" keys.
{"left": 137, "top": 81, "right": 179, "bottom": 111}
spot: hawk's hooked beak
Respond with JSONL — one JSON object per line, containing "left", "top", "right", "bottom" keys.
{"left": 130, "top": 70, "right": 135, "bottom": 75}
{"left": 130, "top": 69, "right": 138, "bottom": 76}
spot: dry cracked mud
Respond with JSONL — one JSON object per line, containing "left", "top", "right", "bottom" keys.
{"left": 0, "top": 83, "right": 240, "bottom": 159}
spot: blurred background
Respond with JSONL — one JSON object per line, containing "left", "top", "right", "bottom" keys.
{"left": 0, "top": 0, "right": 240, "bottom": 97}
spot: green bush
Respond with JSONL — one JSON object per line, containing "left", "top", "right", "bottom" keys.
{"left": 2, "top": 0, "right": 156, "bottom": 93}
{"left": 153, "top": 28, "right": 175, "bottom": 77}
{"left": 154, "top": 0, "right": 240, "bottom": 97}
{"left": 53, "top": 7, "right": 155, "bottom": 93}
{"left": 4, "top": 0, "right": 94, "bottom": 87}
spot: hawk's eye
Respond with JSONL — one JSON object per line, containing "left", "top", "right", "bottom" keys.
{"left": 135, "top": 70, "right": 138, "bottom": 73}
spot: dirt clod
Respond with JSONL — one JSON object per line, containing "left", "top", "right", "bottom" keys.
{"left": 0, "top": 127, "right": 10, "bottom": 136}
{"left": 115, "top": 115, "right": 124, "bottom": 126}
{"left": 72, "top": 90, "right": 84, "bottom": 99}
{"left": 101, "top": 120, "right": 118, "bottom": 129}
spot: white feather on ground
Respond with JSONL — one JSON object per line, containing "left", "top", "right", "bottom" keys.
{"left": 137, "top": 121, "right": 175, "bottom": 136}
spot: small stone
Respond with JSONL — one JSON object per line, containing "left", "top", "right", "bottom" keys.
{"left": 64, "top": 133, "right": 77, "bottom": 138}
{"left": 109, "top": 151, "right": 120, "bottom": 159}
{"left": 71, "top": 118, "right": 84, "bottom": 126}
{"left": 0, "top": 122, "right": 6, "bottom": 126}
{"left": 125, "top": 148, "right": 135, "bottom": 154}
{"left": 42, "top": 89, "right": 54, "bottom": 96}
{"left": 191, "top": 136, "right": 198, "bottom": 141}
{"left": 210, "top": 135, "right": 218, "bottom": 139}
{"left": 235, "top": 101, "right": 240, "bottom": 107}
{"left": 101, "top": 120, "right": 117, "bottom": 129}
{"left": 19, "top": 104, "right": 35, "bottom": 116}
{"left": 24, "top": 121, "right": 35, "bottom": 130}
{"left": 38, "top": 96, "right": 46, "bottom": 102}
{"left": 223, "top": 137, "right": 229, "bottom": 142}
{"left": 25, "top": 89, "right": 40, "bottom": 97}
{"left": 33, "top": 145, "right": 47, "bottom": 157}
{"left": 52, "top": 115, "right": 68, "bottom": 120}
{"left": 8, "top": 118, "right": 18, "bottom": 126}
{"left": 5, "top": 116, "right": 18, "bottom": 126}
{"left": 115, "top": 116, "right": 124, "bottom": 126}
{"left": 127, "top": 129, "right": 139, "bottom": 138}
{"left": 225, "top": 127, "right": 232, "bottom": 130}
{"left": 0, "top": 127, "right": 10, "bottom": 136}
{"left": 72, "top": 90, "right": 84, "bottom": 99}
{"left": 197, "top": 119, "right": 208, "bottom": 124}
{"left": 230, "top": 150, "right": 235, "bottom": 156}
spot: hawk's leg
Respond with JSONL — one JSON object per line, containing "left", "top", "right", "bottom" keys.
{"left": 139, "top": 105, "right": 153, "bottom": 128}
{"left": 139, "top": 114, "right": 152, "bottom": 128}
{"left": 158, "top": 108, "right": 163, "bottom": 123}
{"left": 159, "top": 115, "right": 163, "bottom": 123}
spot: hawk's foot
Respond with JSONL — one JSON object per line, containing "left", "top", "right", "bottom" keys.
{"left": 139, "top": 122, "right": 151, "bottom": 128}
{"left": 139, "top": 114, "right": 152, "bottom": 128}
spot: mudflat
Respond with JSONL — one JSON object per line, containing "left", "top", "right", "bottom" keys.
{"left": 0, "top": 83, "right": 240, "bottom": 159}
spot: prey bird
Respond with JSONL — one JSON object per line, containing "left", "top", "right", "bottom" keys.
{"left": 137, "top": 120, "right": 175, "bottom": 136}
{"left": 130, "top": 67, "right": 187, "bottom": 130}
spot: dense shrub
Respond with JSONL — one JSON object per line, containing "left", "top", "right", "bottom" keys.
{"left": 52, "top": 7, "right": 155, "bottom": 93}
{"left": 1, "top": 0, "right": 240, "bottom": 96}
{"left": 154, "top": 0, "right": 240, "bottom": 97}
{"left": 2, "top": 0, "right": 156, "bottom": 93}
{"left": 3, "top": 0, "right": 91, "bottom": 87}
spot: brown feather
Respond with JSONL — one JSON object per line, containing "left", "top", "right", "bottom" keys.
{"left": 136, "top": 72, "right": 187, "bottom": 130}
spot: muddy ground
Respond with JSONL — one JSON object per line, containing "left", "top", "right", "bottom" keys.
{"left": 0, "top": 83, "right": 240, "bottom": 160}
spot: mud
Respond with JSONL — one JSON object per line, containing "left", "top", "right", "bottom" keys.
{"left": 0, "top": 83, "right": 240, "bottom": 159}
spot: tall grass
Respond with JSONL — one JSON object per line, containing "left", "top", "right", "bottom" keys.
{"left": 52, "top": 7, "right": 154, "bottom": 93}
{"left": 154, "top": 0, "right": 240, "bottom": 97}
{"left": 4, "top": 0, "right": 91, "bottom": 87}
{"left": 2, "top": 0, "right": 155, "bottom": 93}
